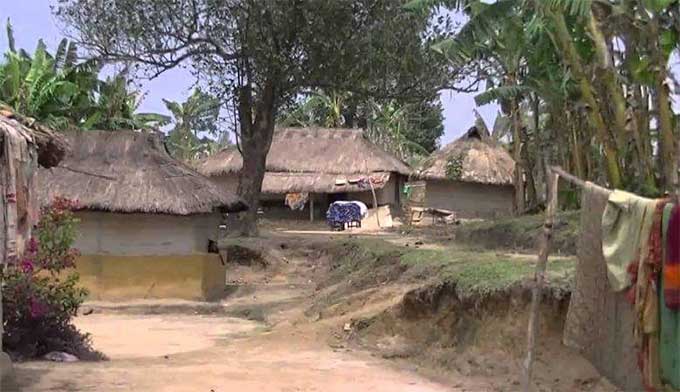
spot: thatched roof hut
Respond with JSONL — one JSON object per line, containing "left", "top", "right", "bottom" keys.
{"left": 196, "top": 127, "right": 410, "bottom": 181}
{"left": 417, "top": 126, "right": 516, "bottom": 219}
{"left": 37, "top": 130, "right": 247, "bottom": 215}
{"left": 418, "top": 126, "right": 514, "bottom": 185}
{"left": 196, "top": 127, "right": 412, "bottom": 219}
{"left": 34, "top": 130, "right": 246, "bottom": 302}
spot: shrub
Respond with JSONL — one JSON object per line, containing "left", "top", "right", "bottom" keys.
{"left": 2, "top": 197, "right": 104, "bottom": 360}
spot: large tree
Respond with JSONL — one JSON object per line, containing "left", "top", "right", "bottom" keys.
{"left": 55, "top": 0, "right": 455, "bottom": 234}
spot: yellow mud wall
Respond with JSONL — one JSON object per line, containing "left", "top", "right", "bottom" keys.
{"left": 72, "top": 212, "right": 226, "bottom": 301}
{"left": 75, "top": 254, "right": 226, "bottom": 301}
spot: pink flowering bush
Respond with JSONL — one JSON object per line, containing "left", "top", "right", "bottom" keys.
{"left": 2, "top": 198, "right": 103, "bottom": 360}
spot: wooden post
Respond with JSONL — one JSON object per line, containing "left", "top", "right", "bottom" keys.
{"left": 309, "top": 193, "right": 314, "bottom": 222}
{"left": 368, "top": 176, "right": 380, "bottom": 228}
{"left": 522, "top": 167, "right": 560, "bottom": 391}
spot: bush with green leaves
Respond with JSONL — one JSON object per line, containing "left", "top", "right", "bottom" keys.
{"left": 445, "top": 154, "right": 464, "bottom": 180}
{"left": 1, "top": 197, "right": 103, "bottom": 360}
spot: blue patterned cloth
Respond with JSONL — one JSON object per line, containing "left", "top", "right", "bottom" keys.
{"left": 326, "top": 202, "right": 362, "bottom": 229}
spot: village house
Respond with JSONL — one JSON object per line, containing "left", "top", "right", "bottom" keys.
{"left": 417, "top": 126, "right": 515, "bottom": 219}
{"left": 195, "top": 127, "right": 412, "bottom": 221}
{"left": 36, "top": 130, "right": 247, "bottom": 301}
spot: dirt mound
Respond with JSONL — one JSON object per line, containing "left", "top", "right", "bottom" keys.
{"left": 307, "top": 238, "right": 613, "bottom": 391}
{"left": 348, "top": 283, "right": 612, "bottom": 391}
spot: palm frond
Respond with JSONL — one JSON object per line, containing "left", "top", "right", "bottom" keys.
{"left": 6, "top": 18, "right": 16, "bottom": 53}
{"left": 544, "top": 0, "right": 592, "bottom": 17}
{"left": 434, "top": 0, "right": 516, "bottom": 65}
{"left": 55, "top": 39, "right": 68, "bottom": 71}
{"left": 474, "top": 85, "right": 532, "bottom": 105}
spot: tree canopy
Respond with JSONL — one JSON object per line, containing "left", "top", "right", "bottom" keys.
{"left": 55, "top": 0, "right": 456, "bottom": 234}
{"left": 410, "top": 0, "right": 680, "bottom": 210}
{"left": 0, "top": 20, "right": 168, "bottom": 131}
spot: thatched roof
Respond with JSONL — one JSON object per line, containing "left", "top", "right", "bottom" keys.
{"left": 36, "top": 130, "right": 247, "bottom": 215}
{"left": 195, "top": 127, "right": 412, "bottom": 177}
{"left": 418, "top": 126, "right": 515, "bottom": 185}
{"left": 260, "top": 172, "right": 392, "bottom": 194}
{"left": 0, "top": 108, "right": 68, "bottom": 168}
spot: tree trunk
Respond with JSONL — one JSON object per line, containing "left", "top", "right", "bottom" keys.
{"left": 649, "top": 16, "right": 677, "bottom": 191}
{"left": 547, "top": 9, "right": 623, "bottom": 188}
{"left": 511, "top": 97, "right": 525, "bottom": 214}
{"left": 587, "top": 11, "right": 629, "bottom": 155}
{"left": 237, "top": 80, "right": 277, "bottom": 236}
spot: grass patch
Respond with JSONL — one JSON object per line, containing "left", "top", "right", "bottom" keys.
{"left": 454, "top": 211, "right": 580, "bottom": 255}
{"left": 325, "top": 238, "right": 575, "bottom": 299}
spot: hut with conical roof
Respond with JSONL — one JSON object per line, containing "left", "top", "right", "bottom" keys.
{"left": 36, "top": 130, "right": 247, "bottom": 301}
{"left": 196, "top": 127, "right": 412, "bottom": 220}
{"left": 418, "top": 126, "right": 515, "bottom": 219}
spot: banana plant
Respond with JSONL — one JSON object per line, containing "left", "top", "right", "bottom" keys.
{"left": 0, "top": 19, "right": 170, "bottom": 131}
{"left": 163, "top": 88, "right": 224, "bottom": 162}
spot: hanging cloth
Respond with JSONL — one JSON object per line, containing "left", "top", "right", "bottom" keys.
{"left": 631, "top": 199, "right": 667, "bottom": 390}
{"left": 664, "top": 205, "right": 680, "bottom": 310}
{"left": 285, "top": 192, "right": 309, "bottom": 211}
{"left": 602, "top": 190, "right": 658, "bottom": 292}
{"left": 660, "top": 203, "right": 680, "bottom": 388}
{"left": 563, "top": 182, "right": 644, "bottom": 389}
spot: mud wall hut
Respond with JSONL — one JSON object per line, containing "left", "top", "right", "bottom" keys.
{"left": 36, "top": 130, "right": 247, "bottom": 301}
{"left": 195, "top": 127, "right": 412, "bottom": 220}
{"left": 418, "top": 127, "right": 515, "bottom": 219}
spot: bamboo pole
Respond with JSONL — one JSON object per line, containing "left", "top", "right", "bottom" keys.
{"left": 523, "top": 166, "right": 611, "bottom": 391}
{"left": 309, "top": 193, "right": 314, "bottom": 222}
{"left": 522, "top": 167, "right": 559, "bottom": 391}
{"left": 368, "top": 176, "right": 380, "bottom": 228}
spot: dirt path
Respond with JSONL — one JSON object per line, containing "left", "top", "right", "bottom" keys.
{"left": 11, "top": 242, "right": 455, "bottom": 392}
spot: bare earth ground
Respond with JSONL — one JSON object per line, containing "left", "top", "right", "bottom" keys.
{"left": 11, "top": 232, "right": 452, "bottom": 392}
{"left": 11, "top": 223, "right": 615, "bottom": 391}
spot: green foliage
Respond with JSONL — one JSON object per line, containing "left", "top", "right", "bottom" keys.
{"left": 475, "top": 85, "right": 531, "bottom": 106}
{"left": 326, "top": 238, "right": 575, "bottom": 299}
{"left": 0, "top": 20, "right": 168, "bottom": 131}
{"left": 445, "top": 154, "right": 464, "bottom": 179}
{"left": 163, "top": 88, "right": 225, "bottom": 162}
{"left": 1, "top": 198, "right": 103, "bottom": 360}
{"left": 280, "top": 89, "right": 444, "bottom": 163}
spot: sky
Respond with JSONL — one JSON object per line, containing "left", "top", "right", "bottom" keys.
{"left": 0, "top": 1, "right": 498, "bottom": 145}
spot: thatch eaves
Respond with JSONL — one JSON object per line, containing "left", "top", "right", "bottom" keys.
{"left": 418, "top": 126, "right": 515, "bottom": 185}
{"left": 0, "top": 109, "right": 68, "bottom": 168}
{"left": 260, "top": 171, "right": 392, "bottom": 194}
{"left": 195, "top": 127, "right": 412, "bottom": 177}
{"left": 36, "top": 130, "right": 247, "bottom": 215}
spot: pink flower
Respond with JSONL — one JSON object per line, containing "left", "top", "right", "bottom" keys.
{"left": 29, "top": 298, "right": 48, "bottom": 318}
{"left": 26, "top": 237, "right": 38, "bottom": 253}
{"left": 20, "top": 259, "right": 34, "bottom": 274}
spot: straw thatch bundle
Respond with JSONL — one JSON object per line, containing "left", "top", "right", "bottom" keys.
{"left": 36, "top": 130, "right": 247, "bottom": 215}
{"left": 195, "top": 127, "right": 412, "bottom": 177}
{"left": 418, "top": 127, "right": 515, "bottom": 185}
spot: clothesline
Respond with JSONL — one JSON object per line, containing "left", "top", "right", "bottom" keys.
{"left": 551, "top": 166, "right": 612, "bottom": 196}
{"left": 523, "top": 166, "right": 679, "bottom": 391}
